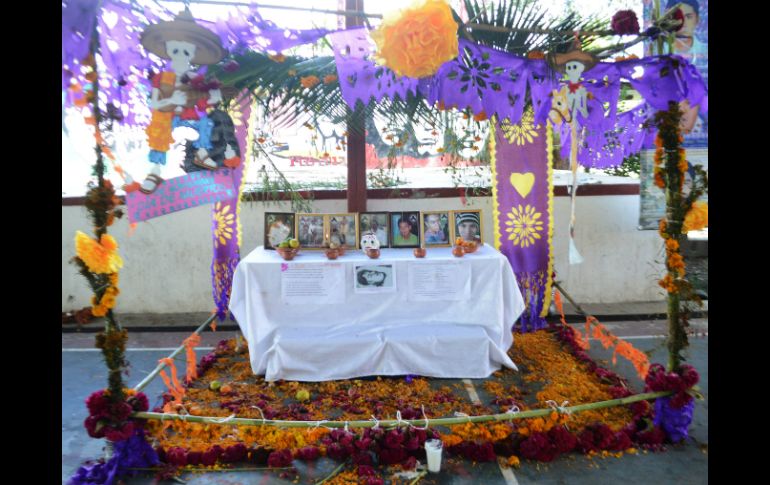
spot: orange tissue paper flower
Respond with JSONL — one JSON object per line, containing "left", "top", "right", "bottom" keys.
{"left": 683, "top": 201, "right": 708, "bottom": 232}
{"left": 75, "top": 231, "right": 124, "bottom": 274}
{"left": 300, "top": 76, "right": 320, "bottom": 89}
{"left": 370, "top": 0, "right": 459, "bottom": 79}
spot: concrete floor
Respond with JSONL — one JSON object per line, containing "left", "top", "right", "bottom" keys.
{"left": 62, "top": 326, "right": 707, "bottom": 484}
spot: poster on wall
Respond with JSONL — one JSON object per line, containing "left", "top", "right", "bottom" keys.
{"left": 639, "top": 0, "right": 708, "bottom": 229}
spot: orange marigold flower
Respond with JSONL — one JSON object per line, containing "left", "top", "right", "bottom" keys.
{"left": 323, "top": 74, "right": 338, "bottom": 84}
{"left": 665, "top": 239, "right": 679, "bottom": 251}
{"left": 654, "top": 171, "right": 665, "bottom": 189}
{"left": 370, "top": 0, "right": 459, "bottom": 78}
{"left": 300, "top": 75, "right": 320, "bottom": 89}
{"left": 506, "top": 455, "right": 521, "bottom": 468}
{"left": 683, "top": 201, "right": 708, "bottom": 232}
{"left": 92, "top": 304, "right": 108, "bottom": 317}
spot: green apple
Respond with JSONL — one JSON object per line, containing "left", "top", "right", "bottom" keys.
{"left": 295, "top": 389, "right": 310, "bottom": 402}
{"left": 209, "top": 380, "right": 222, "bottom": 391}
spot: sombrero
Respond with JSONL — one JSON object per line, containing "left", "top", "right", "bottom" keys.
{"left": 549, "top": 48, "right": 598, "bottom": 73}
{"left": 141, "top": 9, "right": 225, "bottom": 65}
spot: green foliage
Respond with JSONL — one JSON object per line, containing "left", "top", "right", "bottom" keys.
{"left": 604, "top": 153, "right": 641, "bottom": 177}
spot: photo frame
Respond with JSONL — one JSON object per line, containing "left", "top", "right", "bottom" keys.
{"left": 353, "top": 263, "right": 396, "bottom": 293}
{"left": 358, "top": 212, "right": 390, "bottom": 248}
{"left": 295, "top": 213, "right": 327, "bottom": 249}
{"left": 452, "top": 209, "right": 483, "bottom": 245}
{"left": 326, "top": 213, "right": 359, "bottom": 249}
{"left": 420, "top": 211, "right": 452, "bottom": 247}
{"left": 264, "top": 212, "right": 296, "bottom": 250}
{"left": 389, "top": 211, "right": 421, "bottom": 248}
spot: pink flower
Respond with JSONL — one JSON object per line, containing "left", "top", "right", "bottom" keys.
{"left": 611, "top": 10, "right": 640, "bottom": 35}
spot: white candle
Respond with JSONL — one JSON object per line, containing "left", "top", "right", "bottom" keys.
{"left": 425, "top": 439, "right": 443, "bottom": 473}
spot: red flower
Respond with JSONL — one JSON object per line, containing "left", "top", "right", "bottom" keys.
{"left": 379, "top": 447, "right": 407, "bottom": 465}
{"left": 186, "top": 451, "right": 202, "bottom": 465}
{"left": 549, "top": 426, "right": 577, "bottom": 454}
{"left": 403, "top": 456, "right": 417, "bottom": 470}
{"left": 201, "top": 445, "right": 222, "bottom": 466}
{"left": 248, "top": 447, "right": 271, "bottom": 465}
{"left": 671, "top": 8, "right": 685, "bottom": 31}
{"left": 384, "top": 429, "right": 404, "bottom": 449}
{"left": 327, "top": 443, "right": 352, "bottom": 462}
{"left": 128, "top": 393, "right": 149, "bottom": 412}
{"left": 267, "top": 449, "right": 294, "bottom": 468}
{"left": 221, "top": 443, "right": 248, "bottom": 462}
{"left": 84, "top": 415, "right": 105, "bottom": 438}
{"left": 166, "top": 447, "right": 188, "bottom": 466}
{"left": 358, "top": 465, "right": 376, "bottom": 477}
{"left": 296, "top": 446, "right": 320, "bottom": 461}
{"left": 610, "top": 431, "right": 633, "bottom": 451}
{"left": 611, "top": 10, "right": 640, "bottom": 35}
{"left": 365, "top": 478, "right": 384, "bottom": 485}
{"left": 105, "top": 421, "right": 134, "bottom": 442}
{"left": 520, "top": 432, "right": 557, "bottom": 462}
{"left": 352, "top": 452, "right": 373, "bottom": 466}
{"left": 86, "top": 390, "right": 109, "bottom": 417}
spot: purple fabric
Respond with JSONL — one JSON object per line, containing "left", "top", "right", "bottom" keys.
{"left": 68, "top": 429, "right": 160, "bottom": 485}
{"left": 211, "top": 93, "right": 251, "bottom": 321}
{"left": 329, "top": 28, "right": 419, "bottom": 108}
{"left": 653, "top": 396, "right": 695, "bottom": 443}
{"left": 492, "top": 118, "right": 552, "bottom": 332}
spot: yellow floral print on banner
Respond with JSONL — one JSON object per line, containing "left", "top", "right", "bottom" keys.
{"left": 501, "top": 110, "right": 539, "bottom": 146}
{"left": 213, "top": 202, "right": 234, "bottom": 247}
{"left": 505, "top": 204, "right": 544, "bottom": 247}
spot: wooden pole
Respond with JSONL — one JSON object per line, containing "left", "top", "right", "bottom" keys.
{"left": 346, "top": 0, "right": 367, "bottom": 213}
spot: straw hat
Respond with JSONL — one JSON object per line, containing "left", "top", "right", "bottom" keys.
{"left": 549, "top": 48, "right": 598, "bottom": 73}
{"left": 141, "top": 9, "right": 225, "bottom": 65}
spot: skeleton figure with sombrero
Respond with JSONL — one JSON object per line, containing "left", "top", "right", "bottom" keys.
{"left": 136, "top": 9, "right": 240, "bottom": 194}
{"left": 548, "top": 44, "right": 598, "bottom": 123}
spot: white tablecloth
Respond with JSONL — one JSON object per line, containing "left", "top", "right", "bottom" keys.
{"left": 229, "top": 244, "right": 525, "bottom": 381}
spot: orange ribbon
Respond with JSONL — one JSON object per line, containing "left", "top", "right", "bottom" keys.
{"left": 183, "top": 333, "right": 201, "bottom": 383}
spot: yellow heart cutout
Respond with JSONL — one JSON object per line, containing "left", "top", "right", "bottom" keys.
{"left": 510, "top": 172, "right": 535, "bottom": 198}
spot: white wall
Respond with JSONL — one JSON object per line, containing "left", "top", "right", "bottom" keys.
{"left": 62, "top": 193, "right": 665, "bottom": 313}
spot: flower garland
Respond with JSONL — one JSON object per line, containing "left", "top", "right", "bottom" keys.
{"left": 140, "top": 331, "right": 682, "bottom": 478}
{"left": 644, "top": 363, "right": 700, "bottom": 443}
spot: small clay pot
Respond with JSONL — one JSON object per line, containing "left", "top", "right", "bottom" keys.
{"left": 325, "top": 248, "right": 340, "bottom": 260}
{"left": 452, "top": 246, "right": 465, "bottom": 257}
{"left": 365, "top": 248, "right": 381, "bottom": 259}
{"left": 337, "top": 245, "right": 347, "bottom": 256}
{"left": 413, "top": 248, "right": 427, "bottom": 258}
{"left": 276, "top": 247, "right": 299, "bottom": 260}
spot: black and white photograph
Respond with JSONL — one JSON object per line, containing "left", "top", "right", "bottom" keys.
{"left": 353, "top": 263, "right": 396, "bottom": 293}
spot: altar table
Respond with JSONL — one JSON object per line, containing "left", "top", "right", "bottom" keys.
{"left": 229, "top": 244, "right": 525, "bottom": 381}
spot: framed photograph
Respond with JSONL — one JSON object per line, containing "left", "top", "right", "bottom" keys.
{"left": 354, "top": 263, "right": 396, "bottom": 293}
{"left": 264, "top": 212, "right": 296, "bottom": 250}
{"left": 327, "top": 213, "right": 359, "bottom": 249}
{"left": 296, "top": 213, "right": 326, "bottom": 249}
{"left": 452, "top": 210, "right": 483, "bottom": 244}
{"left": 390, "top": 211, "right": 421, "bottom": 248}
{"left": 420, "top": 211, "right": 452, "bottom": 247}
{"left": 358, "top": 212, "right": 390, "bottom": 248}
